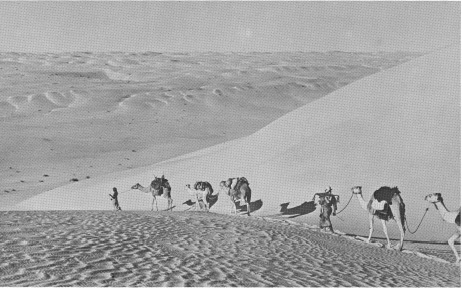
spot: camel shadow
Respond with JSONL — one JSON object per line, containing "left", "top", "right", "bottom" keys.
{"left": 183, "top": 199, "right": 195, "bottom": 207}
{"left": 235, "top": 199, "right": 263, "bottom": 214}
{"left": 182, "top": 195, "right": 219, "bottom": 210}
{"left": 279, "top": 201, "right": 316, "bottom": 218}
{"left": 207, "top": 194, "right": 219, "bottom": 209}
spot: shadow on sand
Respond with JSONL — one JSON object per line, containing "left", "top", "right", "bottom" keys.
{"left": 182, "top": 194, "right": 219, "bottom": 211}
{"left": 235, "top": 199, "right": 263, "bottom": 214}
{"left": 279, "top": 201, "right": 317, "bottom": 218}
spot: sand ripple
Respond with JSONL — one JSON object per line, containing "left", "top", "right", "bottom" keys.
{"left": 0, "top": 211, "right": 459, "bottom": 287}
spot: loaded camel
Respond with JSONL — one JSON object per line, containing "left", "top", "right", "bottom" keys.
{"left": 425, "top": 193, "right": 461, "bottom": 263}
{"left": 131, "top": 175, "right": 173, "bottom": 211}
{"left": 351, "top": 186, "right": 406, "bottom": 250}
{"left": 220, "top": 177, "right": 251, "bottom": 216}
{"left": 185, "top": 181, "right": 217, "bottom": 212}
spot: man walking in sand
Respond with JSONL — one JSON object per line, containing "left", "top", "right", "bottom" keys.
{"left": 313, "top": 186, "right": 337, "bottom": 233}
{"left": 109, "top": 187, "right": 122, "bottom": 210}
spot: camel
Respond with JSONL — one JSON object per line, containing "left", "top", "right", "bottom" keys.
{"left": 131, "top": 176, "right": 173, "bottom": 211}
{"left": 425, "top": 193, "right": 461, "bottom": 263}
{"left": 351, "top": 186, "right": 406, "bottom": 250}
{"left": 184, "top": 181, "right": 217, "bottom": 211}
{"left": 220, "top": 177, "right": 251, "bottom": 216}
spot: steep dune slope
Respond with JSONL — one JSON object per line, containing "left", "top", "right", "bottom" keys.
{"left": 1, "top": 52, "right": 416, "bottom": 208}
{"left": 15, "top": 46, "right": 459, "bottom": 241}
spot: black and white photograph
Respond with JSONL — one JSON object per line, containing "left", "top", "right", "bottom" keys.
{"left": 0, "top": 1, "right": 460, "bottom": 286}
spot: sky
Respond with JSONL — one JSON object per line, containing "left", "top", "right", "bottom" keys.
{"left": 0, "top": 1, "right": 459, "bottom": 53}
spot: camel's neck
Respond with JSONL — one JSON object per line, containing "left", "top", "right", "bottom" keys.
{"left": 137, "top": 185, "right": 151, "bottom": 193}
{"left": 355, "top": 193, "right": 369, "bottom": 211}
{"left": 433, "top": 201, "right": 459, "bottom": 224}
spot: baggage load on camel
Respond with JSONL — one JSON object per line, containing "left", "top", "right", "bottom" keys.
{"left": 238, "top": 177, "right": 249, "bottom": 184}
{"left": 373, "top": 186, "right": 399, "bottom": 204}
{"left": 368, "top": 186, "right": 399, "bottom": 219}
{"left": 235, "top": 177, "right": 249, "bottom": 192}
{"left": 151, "top": 176, "right": 170, "bottom": 196}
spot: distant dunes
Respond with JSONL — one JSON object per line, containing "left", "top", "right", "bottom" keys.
{"left": 1, "top": 50, "right": 423, "bottom": 213}
{"left": 2, "top": 91, "right": 85, "bottom": 115}
{"left": 0, "top": 51, "right": 420, "bottom": 117}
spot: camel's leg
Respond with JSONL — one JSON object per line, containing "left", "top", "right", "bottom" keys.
{"left": 390, "top": 204, "right": 405, "bottom": 251}
{"left": 204, "top": 192, "right": 209, "bottom": 212}
{"left": 151, "top": 197, "right": 155, "bottom": 211}
{"left": 367, "top": 214, "right": 374, "bottom": 244}
{"left": 230, "top": 197, "right": 235, "bottom": 214}
{"left": 394, "top": 220, "right": 405, "bottom": 251}
{"left": 448, "top": 230, "right": 461, "bottom": 263}
{"left": 204, "top": 199, "right": 209, "bottom": 212}
{"left": 169, "top": 198, "right": 173, "bottom": 211}
{"left": 380, "top": 219, "right": 392, "bottom": 249}
{"left": 196, "top": 195, "right": 200, "bottom": 211}
{"left": 154, "top": 197, "right": 159, "bottom": 211}
{"left": 246, "top": 201, "right": 250, "bottom": 216}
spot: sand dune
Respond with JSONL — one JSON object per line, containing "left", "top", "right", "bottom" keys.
{"left": 14, "top": 46, "right": 459, "bottom": 244}
{"left": 0, "top": 51, "right": 418, "bottom": 209}
{"left": 2, "top": 47, "right": 460, "bottom": 286}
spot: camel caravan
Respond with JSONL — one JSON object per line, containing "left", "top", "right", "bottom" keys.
{"left": 119, "top": 175, "right": 460, "bottom": 263}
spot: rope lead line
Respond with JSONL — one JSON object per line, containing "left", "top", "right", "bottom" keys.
{"left": 118, "top": 189, "right": 132, "bottom": 194}
{"left": 336, "top": 192, "right": 354, "bottom": 215}
{"left": 405, "top": 207, "right": 430, "bottom": 234}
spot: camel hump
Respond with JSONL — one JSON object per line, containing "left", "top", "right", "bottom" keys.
{"left": 373, "top": 186, "right": 399, "bottom": 204}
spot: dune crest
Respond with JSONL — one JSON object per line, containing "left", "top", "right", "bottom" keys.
{"left": 14, "top": 46, "right": 459, "bottom": 244}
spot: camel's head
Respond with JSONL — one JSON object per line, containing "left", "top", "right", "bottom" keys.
{"left": 351, "top": 186, "right": 362, "bottom": 195}
{"left": 425, "top": 193, "right": 442, "bottom": 203}
{"left": 131, "top": 183, "right": 140, "bottom": 189}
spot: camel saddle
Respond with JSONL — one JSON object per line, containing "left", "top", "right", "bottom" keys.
{"left": 151, "top": 177, "right": 170, "bottom": 192}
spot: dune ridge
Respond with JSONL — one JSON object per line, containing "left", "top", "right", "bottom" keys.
{"left": 13, "top": 46, "right": 460, "bottom": 244}
{"left": 0, "top": 51, "right": 419, "bottom": 209}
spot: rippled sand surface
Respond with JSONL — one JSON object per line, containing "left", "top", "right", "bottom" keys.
{"left": 0, "top": 211, "right": 459, "bottom": 287}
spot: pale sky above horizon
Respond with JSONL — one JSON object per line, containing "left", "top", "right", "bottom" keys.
{"left": 0, "top": 1, "right": 459, "bottom": 53}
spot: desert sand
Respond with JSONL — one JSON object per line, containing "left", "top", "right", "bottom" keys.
{"left": 1, "top": 47, "right": 460, "bottom": 286}
{"left": 0, "top": 211, "right": 460, "bottom": 287}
